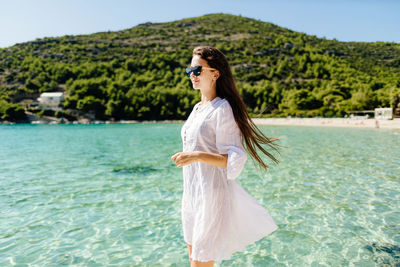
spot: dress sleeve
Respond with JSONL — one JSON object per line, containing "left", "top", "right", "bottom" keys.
{"left": 215, "top": 101, "right": 247, "bottom": 180}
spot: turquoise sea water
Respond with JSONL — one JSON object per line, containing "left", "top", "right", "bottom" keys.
{"left": 0, "top": 123, "right": 399, "bottom": 266}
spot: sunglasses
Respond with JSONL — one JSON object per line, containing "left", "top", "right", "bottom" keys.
{"left": 185, "top": 65, "right": 217, "bottom": 77}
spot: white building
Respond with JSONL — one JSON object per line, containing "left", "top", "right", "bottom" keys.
{"left": 37, "top": 92, "right": 64, "bottom": 111}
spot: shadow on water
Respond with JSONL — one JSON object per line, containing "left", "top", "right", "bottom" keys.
{"left": 365, "top": 242, "right": 400, "bottom": 266}
{"left": 112, "top": 165, "right": 159, "bottom": 175}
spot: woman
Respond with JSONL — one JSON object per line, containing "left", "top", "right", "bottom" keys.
{"left": 171, "top": 46, "right": 279, "bottom": 266}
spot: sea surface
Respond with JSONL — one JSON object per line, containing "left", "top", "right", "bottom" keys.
{"left": 0, "top": 123, "right": 399, "bottom": 266}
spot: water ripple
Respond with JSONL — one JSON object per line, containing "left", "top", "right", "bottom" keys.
{"left": 0, "top": 124, "right": 399, "bottom": 266}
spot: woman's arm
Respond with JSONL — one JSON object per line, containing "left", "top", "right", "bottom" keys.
{"left": 171, "top": 151, "right": 228, "bottom": 168}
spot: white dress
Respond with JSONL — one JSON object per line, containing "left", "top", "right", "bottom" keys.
{"left": 180, "top": 96, "right": 278, "bottom": 262}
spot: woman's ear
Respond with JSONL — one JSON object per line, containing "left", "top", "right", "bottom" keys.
{"left": 214, "top": 71, "right": 220, "bottom": 80}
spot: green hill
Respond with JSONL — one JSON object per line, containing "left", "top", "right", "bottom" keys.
{"left": 1, "top": 13, "right": 399, "bottom": 122}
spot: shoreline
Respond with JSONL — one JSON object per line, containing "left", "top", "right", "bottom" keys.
{"left": 1, "top": 118, "right": 400, "bottom": 129}
{"left": 252, "top": 117, "right": 400, "bottom": 129}
{"left": 0, "top": 119, "right": 186, "bottom": 125}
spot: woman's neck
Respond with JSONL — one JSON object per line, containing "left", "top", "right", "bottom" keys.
{"left": 200, "top": 87, "right": 217, "bottom": 106}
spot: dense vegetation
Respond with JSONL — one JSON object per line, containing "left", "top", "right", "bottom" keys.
{"left": 1, "top": 13, "right": 399, "bottom": 122}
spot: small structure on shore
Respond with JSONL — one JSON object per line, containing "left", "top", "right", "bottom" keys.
{"left": 37, "top": 92, "right": 64, "bottom": 111}
{"left": 348, "top": 110, "right": 374, "bottom": 119}
{"left": 375, "top": 108, "right": 393, "bottom": 120}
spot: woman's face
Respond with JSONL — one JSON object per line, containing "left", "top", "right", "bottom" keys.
{"left": 189, "top": 55, "right": 218, "bottom": 90}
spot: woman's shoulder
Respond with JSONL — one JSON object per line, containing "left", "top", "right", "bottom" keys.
{"left": 213, "top": 98, "right": 232, "bottom": 113}
{"left": 212, "top": 97, "right": 230, "bottom": 109}
{"left": 211, "top": 98, "right": 235, "bottom": 123}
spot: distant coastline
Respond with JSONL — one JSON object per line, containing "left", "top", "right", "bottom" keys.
{"left": 252, "top": 117, "right": 400, "bottom": 129}
{"left": 1, "top": 117, "right": 400, "bottom": 129}
{"left": 0, "top": 119, "right": 185, "bottom": 125}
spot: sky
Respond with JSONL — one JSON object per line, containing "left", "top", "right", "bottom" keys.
{"left": 1, "top": 0, "right": 399, "bottom": 48}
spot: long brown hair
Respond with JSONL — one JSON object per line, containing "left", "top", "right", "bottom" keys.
{"left": 193, "top": 46, "right": 279, "bottom": 169}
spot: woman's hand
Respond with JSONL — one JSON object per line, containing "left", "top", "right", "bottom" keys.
{"left": 171, "top": 152, "right": 199, "bottom": 168}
